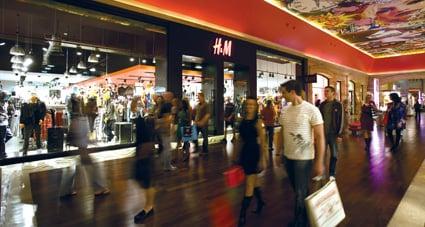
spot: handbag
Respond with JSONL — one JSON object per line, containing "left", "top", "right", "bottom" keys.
{"left": 181, "top": 125, "right": 197, "bottom": 142}
{"left": 305, "top": 179, "right": 345, "bottom": 227}
{"left": 223, "top": 165, "right": 245, "bottom": 188}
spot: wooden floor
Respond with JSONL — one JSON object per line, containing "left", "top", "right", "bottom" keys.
{"left": 27, "top": 116, "right": 425, "bottom": 227}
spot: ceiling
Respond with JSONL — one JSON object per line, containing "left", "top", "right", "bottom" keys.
{"left": 268, "top": 0, "right": 425, "bottom": 58}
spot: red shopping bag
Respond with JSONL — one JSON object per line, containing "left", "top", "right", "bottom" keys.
{"left": 223, "top": 166, "right": 245, "bottom": 188}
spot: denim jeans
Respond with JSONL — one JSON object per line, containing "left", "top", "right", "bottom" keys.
{"left": 387, "top": 128, "right": 402, "bottom": 147}
{"left": 265, "top": 126, "right": 274, "bottom": 150}
{"left": 326, "top": 133, "right": 338, "bottom": 177}
{"left": 284, "top": 157, "right": 313, "bottom": 227}
{"left": 194, "top": 126, "right": 208, "bottom": 153}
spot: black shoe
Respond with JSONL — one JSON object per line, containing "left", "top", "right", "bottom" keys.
{"left": 252, "top": 201, "right": 265, "bottom": 214}
{"left": 134, "top": 209, "right": 154, "bottom": 223}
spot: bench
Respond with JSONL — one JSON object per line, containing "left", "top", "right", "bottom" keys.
{"left": 348, "top": 122, "right": 361, "bottom": 136}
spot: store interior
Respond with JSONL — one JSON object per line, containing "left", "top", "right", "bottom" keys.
{"left": 0, "top": 0, "right": 167, "bottom": 159}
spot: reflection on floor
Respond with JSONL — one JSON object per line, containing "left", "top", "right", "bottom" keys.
{"left": 1, "top": 115, "right": 425, "bottom": 226}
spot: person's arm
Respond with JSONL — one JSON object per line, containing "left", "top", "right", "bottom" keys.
{"left": 313, "top": 123, "right": 325, "bottom": 177}
{"left": 337, "top": 103, "right": 344, "bottom": 137}
{"left": 256, "top": 119, "right": 268, "bottom": 169}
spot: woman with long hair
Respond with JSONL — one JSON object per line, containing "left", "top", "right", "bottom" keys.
{"left": 360, "top": 94, "right": 377, "bottom": 151}
{"left": 177, "top": 98, "right": 191, "bottom": 161}
{"left": 237, "top": 96, "right": 268, "bottom": 226}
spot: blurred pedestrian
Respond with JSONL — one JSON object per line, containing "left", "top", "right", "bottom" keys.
{"left": 360, "top": 94, "right": 377, "bottom": 151}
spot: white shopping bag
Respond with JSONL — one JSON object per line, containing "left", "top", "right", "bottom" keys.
{"left": 305, "top": 179, "right": 345, "bottom": 227}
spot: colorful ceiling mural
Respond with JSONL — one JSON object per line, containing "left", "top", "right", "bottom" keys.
{"left": 267, "top": 0, "right": 425, "bottom": 58}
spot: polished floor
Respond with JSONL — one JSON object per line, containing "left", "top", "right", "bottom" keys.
{"left": 1, "top": 115, "right": 425, "bottom": 227}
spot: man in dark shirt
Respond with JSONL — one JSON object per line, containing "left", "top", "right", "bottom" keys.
{"left": 414, "top": 100, "right": 422, "bottom": 122}
{"left": 194, "top": 93, "right": 210, "bottom": 154}
{"left": 319, "top": 86, "right": 343, "bottom": 179}
{"left": 223, "top": 97, "right": 236, "bottom": 143}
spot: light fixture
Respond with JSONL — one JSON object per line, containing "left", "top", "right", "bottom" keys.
{"left": 88, "top": 53, "right": 99, "bottom": 63}
{"left": 11, "top": 55, "right": 24, "bottom": 64}
{"left": 95, "top": 53, "right": 101, "bottom": 58}
{"left": 45, "top": 66, "right": 51, "bottom": 70}
{"left": 129, "top": 57, "right": 135, "bottom": 62}
{"left": 77, "top": 60, "right": 87, "bottom": 69}
{"left": 195, "top": 65, "right": 202, "bottom": 69}
{"left": 10, "top": 44, "right": 25, "bottom": 56}
{"left": 23, "top": 55, "right": 33, "bottom": 67}
{"left": 69, "top": 66, "right": 77, "bottom": 74}
{"left": 12, "top": 63, "right": 22, "bottom": 69}
{"left": 42, "top": 47, "right": 48, "bottom": 52}
{"left": 76, "top": 46, "right": 82, "bottom": 56}
{"left": 47, "top": 64, "right": 55, "bottom": 68}
{"left": 152, "top": 57, "right": 156, "bottom": 64}
{"left": 0, "top": 42, "right": 5, "bottom": 46}
{"left": 142, "top": 59, "right": 147, "bottom": 64}
{"left": 89, "top": 67, "right": 96, "bottom": 72}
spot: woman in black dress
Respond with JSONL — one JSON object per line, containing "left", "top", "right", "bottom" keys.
{"left": 237, "top": 97, "right": 268, "bottom": 226}
{"left": 360, "top": 94, "right": 377, "bottom": 151}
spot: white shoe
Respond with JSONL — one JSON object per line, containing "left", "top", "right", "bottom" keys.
{"left": 329, "top": 176, "right": 336, "bottom": 181}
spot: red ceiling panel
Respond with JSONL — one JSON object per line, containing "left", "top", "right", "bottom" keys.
{"left": 134, "top": 0, "right": 424, "bottom": 74}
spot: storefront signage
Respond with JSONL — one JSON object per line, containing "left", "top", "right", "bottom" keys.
{"left": 303, "top": 74, "right": 317, "bottom": 83}
{"left": 213, "top": 37, "right": 232, "bottom": 57}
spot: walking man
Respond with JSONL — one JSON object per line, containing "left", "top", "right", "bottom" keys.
{"left": 319, "top": 86, "right": 343, "bottom": 179}
{"left": 276, "top": 80, "right": 325, "bottom": 227}
{"left": 223, "top": 97, "right": 236, "bottom": 143}
{"left": 194, "top": 93, "right": 210, "bottom": 155}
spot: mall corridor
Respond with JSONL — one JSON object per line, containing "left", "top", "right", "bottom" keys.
{"left": 1, "top": 114, "right": 425, "bottom": 227}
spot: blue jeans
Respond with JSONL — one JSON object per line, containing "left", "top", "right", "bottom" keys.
{"left": 284, "top": 157, "right": 313, "bottom": 227}
{"left": 326, "top": 133, "right": 338, "bottom": 177}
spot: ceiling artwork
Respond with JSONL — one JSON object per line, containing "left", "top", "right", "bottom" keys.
{"left": 266, "top": 0, "right": 425, "bottom": 58}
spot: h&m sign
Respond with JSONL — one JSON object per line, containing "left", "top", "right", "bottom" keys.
{"left": 212, "top": 37, "right": 232, "bottom": 57}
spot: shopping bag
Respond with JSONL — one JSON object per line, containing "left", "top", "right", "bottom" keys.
{"left": 223, "top": 165, "right": 245, "bottom": 188}
{"left": 181, "top": 125, "right": 197, "bottom": 142}
{"left": 305, "top": 179, "right": 345, "bottom": 227}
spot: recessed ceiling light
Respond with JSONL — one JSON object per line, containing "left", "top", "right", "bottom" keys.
{"left": 0, "top": 42, "right": 5, "bottom": 46}
{"left": 89, "top": 67, "right": 96, "bottom": 72}
{"left": 129, "top": 57, "right": 135, "bottom": 62}
{"left": 142, "top": 59, "right": 147, "bottom": 64}
{"left": 42, "top": 47, "right": 48, "bottom": 52}
{"left": 195, "top": 65, "right": 203, "bottom": 69}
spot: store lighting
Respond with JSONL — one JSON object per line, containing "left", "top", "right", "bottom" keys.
{"left": 12, "top": 63, "right": 22, "bottom": 69}
{"left": 195, "top": 65, "right": 202, "bottom": 69}
{"left": 89, "top": 67, "right": 96, "bottom": 72}
{"left": 88, "top": 53, "right": 99, "bottom": 63}
{"left": 42, "top": 47, "right": 48, "bottom": 52}
{"left": 95, "top": 53, "right": 101, "bottom": 58}
{"left": 23, "top": 55, "right": 33, "bottom": 66}
{"left": 0, "top": 42, "right": 5, "bottom": 46}
{"left": 129, "top": 57, "right": 135, "bottom": 62}
{"left": 77, "top": 60, "right": 87, "bottom": 69}
{"left": 47, "top": 64, "right": 55, "bottom": 68}
{"left": 76, "top": 46, "right": 83, "bottom": 56}
{"left": 45, "top": 67, "right": 51, "bottom": 70}
{"left": 10, "top": 44, "right": 25, "bottom": 56}
{"left": 142, "top": 59, "right": 147, "bottom": 64}
{"left": 152, "top": 57, "right": 156, "bottom": 64}
{"left": 69, "top": 66, "right": 77, "bottom": 74}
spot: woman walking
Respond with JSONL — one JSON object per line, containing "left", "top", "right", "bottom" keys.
{"left": 134, "top": 114, "right": 157, "bottom": 223}
{"left": 360, "top": 94, "right": 377, "bottom": 151}
{"left": 177, "top": 99, "right": 191, "bottom": 161}
{"left": 237, "top": 96, "right": 268, "bottom": 226}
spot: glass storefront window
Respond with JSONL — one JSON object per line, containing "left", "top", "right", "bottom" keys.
{"left": 312, "top": 74, "right": 329, "bottom": 106}
{"left": 0, "top": 1, "right": 167, "bottom": 159}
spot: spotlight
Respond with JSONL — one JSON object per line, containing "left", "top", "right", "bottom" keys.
{"left": 129, "top": 57, "right": 135, "bottom": 62}
{"left": 89, "top": 67, "right": 96, "bottom": 72}
{"left": 142, "top": 59, "right": 147, "bottom": 64}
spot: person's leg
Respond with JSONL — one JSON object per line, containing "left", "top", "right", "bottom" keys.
{"left": 387, "top": 128, "right": 394, "bottom": 146}
{"left": 266, "top": 126, "right": 274, "bottom": 151}
{"left": 292, "top": 160, "right": 313, "bottom": 227}
{"left": 363, "top": 130, "right": 372, "bottom": 151}
{"left": 223, "top": 122, "right": 227, "bottom": 142}
{"left": 201, "top": 126, "right": 208, "bottom": 153}
{"left": 395, "top": 128, "right": 402, "bottom": 148}
{"left": 283, "top": 157, "right": 296, "bottom": 190}
{"left": 252, "top": 174, "right": 265, "bottom": 214}
{"left": 231, "top": 122, "right": 236, "bottom": 141}
{"left": 239, "top": 174, "right": 255, "bottom": 226}
{"left": 23, "top": 125, "right": 33, "bottom": 153}
{"left": 59, "top": 163, "right": 77, "bottom": 197}
{"left": 161, "top": 135, "right": 174, "bottom": 170}
{"left": 193, "top": 126, "right": 201, "bottom": 153}
{"left": 328, "top": 135, "right": 338, "bottom": 177}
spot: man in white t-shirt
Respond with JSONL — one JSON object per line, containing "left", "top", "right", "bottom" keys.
{"left": 276, "top": 80, "right": 325, "bottom": 227}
